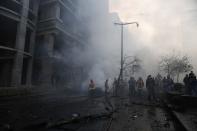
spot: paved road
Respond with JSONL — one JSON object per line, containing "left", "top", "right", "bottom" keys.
{"left": 0, "top": 93, "right": 108, "bottom": 131}
{"left": 0, "top": 92, "right": 189, "bottom": 131}
{"left": 108, "top": 97, "right": 176, "bottom": 131}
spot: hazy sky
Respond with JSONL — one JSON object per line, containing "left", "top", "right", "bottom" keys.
{"left": 109, "top": 0, "right": 197, "bottom": 74}
{"left": 76, "top": 0, "right": 197, "bottom": 87}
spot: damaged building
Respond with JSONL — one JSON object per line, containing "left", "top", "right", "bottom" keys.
{"left": 0, "top": 0, "right": 40, "bottom": 87}
{"left": 0, "top": 0, "right": 88, "bottom": 88}
{"left": 34, "top": 0, "right": 88, "bottom": 88}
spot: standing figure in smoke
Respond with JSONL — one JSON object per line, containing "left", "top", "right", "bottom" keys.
{"left": 128, "top": 77, "right": 136, "bottom": 99}
{"left": 105, "top": 79, "right": 110, "bottom": 96}
{"left": 146, "top": 75, "right": 156, "bottom": 101}
{"left": 155, "top": 73, "right": 162, "bottom": 95}
{"left": 88, "top": 79, "right": 96, "bottom": 104}
{"left": 188, "top": 71, "right": 197, "bottom": 95}
{"left": 166, "top": 75, "right": 174, "bottom": 92}
{"left": 136, "top": 77, "right": 144, "bottom": 97}
{"left": 183, "top": 74, "right": 189, "bottom": 94}
{"left": 104, "top": 79, "right": 113, "bottom": 111}
{"left": 162, "top": 77, "right": 168, "bottom": 92}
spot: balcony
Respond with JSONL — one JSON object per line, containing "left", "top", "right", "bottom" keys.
{"left": 27, "top": 0, "right": 38, "bottom": 28}
{"left": 0, "top": 0, "right": 22, "bottom": 21}
{"left": 40, "top": 0, "right": 77, "bottom": 17}
{"left": 60, "top": 0, "right": 76, "bottom": 13}
{"left": 0, "top": 0, "right": 22, "bottom": 15}
{"left": 38, "top": 18, "right": 79, "bottom": 40}
{"left": 28, "top": 9, "right": 36, "bottom": 23}
{"left": 0, "top": 0, "right": 37, "bottom": 29}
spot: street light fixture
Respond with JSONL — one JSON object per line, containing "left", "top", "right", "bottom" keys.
{"left": 114, "top": 22, "right": 139, "bottom": 84}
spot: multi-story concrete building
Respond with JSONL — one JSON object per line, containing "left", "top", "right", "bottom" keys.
{"left": 0, "top": 0, "right": 40, "bottom": 87}
{"left": 34, "top": 0, "right": 87, "bottom": 88}
{"left": 0, "top": 0, "right": 87, "bottom": 88}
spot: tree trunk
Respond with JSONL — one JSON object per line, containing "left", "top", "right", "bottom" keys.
{"left": 167, "top": 65, "right": 170, "bottom": 75}
{"left": 177, "top": 73, "right": 180, "bottom": 83}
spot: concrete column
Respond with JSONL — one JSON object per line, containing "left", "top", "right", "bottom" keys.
{"left": 11, "top": 0, "right": 29, "bottom": 87}
{"left": 55, "top": 3, "right": 61, "bottom": 19}
{"left": 26, "top": 31, "right": 35, "bottom": 86}
{"left": 26, "top": 0, "right": 40, "bottom": 86}
{"left": 40, "top": 34, "right": 55, "bottom": 87}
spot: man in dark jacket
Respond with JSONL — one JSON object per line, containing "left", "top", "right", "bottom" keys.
{"left": 183, "top": 74, "right": 189, "bottom": 94}
{"left": 146, "top": 75, "right": 156, "bottom": 101}
{"left": 128, "top": 77, "right": 136, "bottom": 98}
{"left": 188, "top": 71, "right": 197, "bottom": 95}
{"left": 166, "top": 75, "right": 174, "bottom": 92}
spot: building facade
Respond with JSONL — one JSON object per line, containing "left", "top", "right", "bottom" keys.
{"left": 0, "top": 0, "right": 40, "bottom": 87}
{"left": 34, "top": 0, "right": 87, "bottom": 88}
{"left": 0, "top": 0, "right": 87, "bottom": 88}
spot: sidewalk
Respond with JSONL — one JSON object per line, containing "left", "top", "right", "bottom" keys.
{"left": 0, "top": 91, "right": 99, "bottom": 131}
{"left": 173, "top": 109, "right": 197, "bottom": 131}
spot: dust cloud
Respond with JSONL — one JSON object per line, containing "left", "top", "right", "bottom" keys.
{"left": 61, "top": 0, "right": 197, "bottom": 89}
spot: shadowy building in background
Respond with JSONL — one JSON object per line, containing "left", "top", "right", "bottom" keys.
{"left": 0, "top": 0, "right": 40, "bottom": 87}
{"left": 0, "top": 0, "right": 119, "bottom": 91}
{"left": 0, "top": 0, "right": 88, "bottom": 89}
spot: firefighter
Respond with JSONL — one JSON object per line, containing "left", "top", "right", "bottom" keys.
{"left": 136, "top": 77, "right": 144, "bottom": 97}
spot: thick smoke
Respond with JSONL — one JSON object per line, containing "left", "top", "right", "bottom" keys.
{"left": 73, "top": 0, "right": 197, "bottom": 89}
{"left": 110, "top": 0, "right": 197, "bottom": 77}
{"left": 77, "top": 0, "right": 122, "bottom": 89}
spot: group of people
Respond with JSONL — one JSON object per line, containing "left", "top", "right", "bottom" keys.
{"left": 128, "top": 74, "right": 174, "bottom": 101}
{"left": 183, "top": 71, "right": 197, "bottom": 95}
{"left": 88, "top": 79, "right": 111, "bottom": 97}
{"left": 88, "top": 71, "right": 197, "bottom": 101}
{"left": 128, "top": 77, "right": 144, "bottom": 97}
{"left": 162, "top": 75, "right": 174, "bottom": 92}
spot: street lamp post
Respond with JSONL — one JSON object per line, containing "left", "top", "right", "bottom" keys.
{"left": 114, "top": 22, "right": 139, "bottom": 84}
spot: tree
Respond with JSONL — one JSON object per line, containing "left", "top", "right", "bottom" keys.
{"left": 159, "top": 54, "right": 193, "bottom": 82}
{"left": 123, "top": 56, "right": 142, "bottom": 79}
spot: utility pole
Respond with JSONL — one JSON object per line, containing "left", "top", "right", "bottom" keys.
{"left": 114, "top": 22, "right": 139, "bottom": 84}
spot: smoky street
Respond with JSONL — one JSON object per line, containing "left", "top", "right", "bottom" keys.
{"left": 0, "top": 90, "right": 105, "bottom": 131}
{"left": 1, "top": 0, "right": 197, "bottom": 131}
{"left": 0, "top": 87, "right": 194, "bottom": 131}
